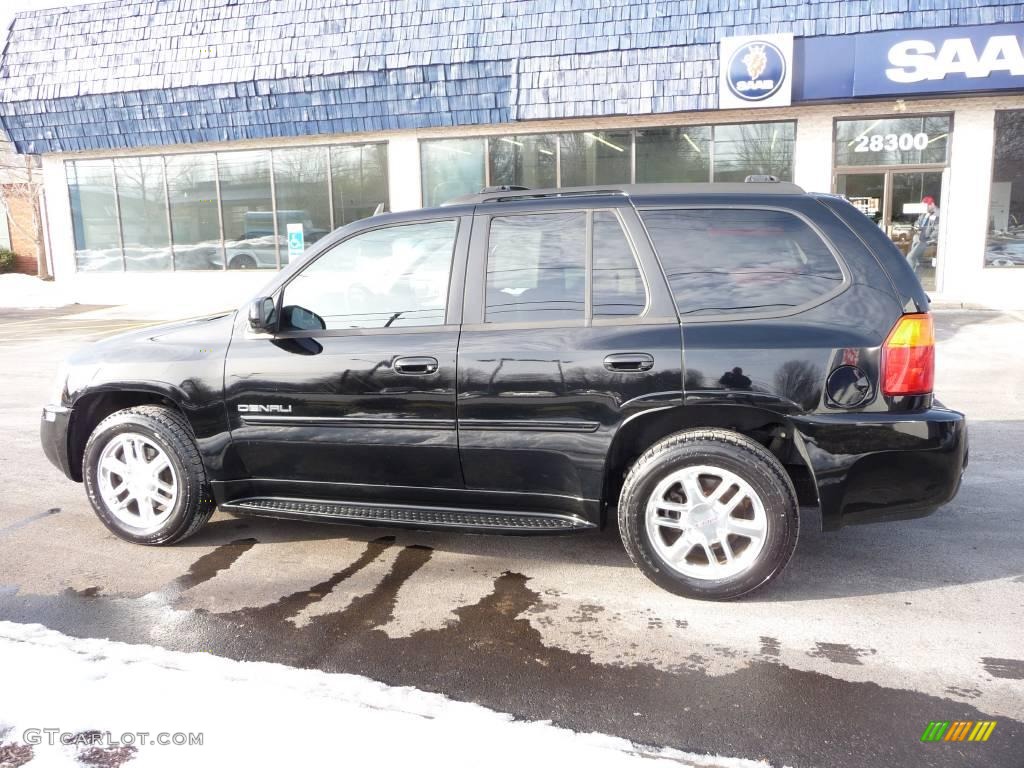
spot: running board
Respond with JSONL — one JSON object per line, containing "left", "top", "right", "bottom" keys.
{"left": 221, "top": 497, "right": 595, "bottom": 533}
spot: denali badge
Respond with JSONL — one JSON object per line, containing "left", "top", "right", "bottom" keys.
{"left": 238, "top": 404, "right": 293, "bottom": 413}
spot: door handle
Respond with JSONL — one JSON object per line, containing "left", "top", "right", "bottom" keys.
{"left": 603, "top": 353, "right": 654, "bottom": 372}
{"left": 393, "top": 356, "right": 439, "bottom": 375}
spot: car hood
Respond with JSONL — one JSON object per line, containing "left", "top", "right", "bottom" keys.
{"left": 67, "top": 311, "right": 238, "bottom": 368}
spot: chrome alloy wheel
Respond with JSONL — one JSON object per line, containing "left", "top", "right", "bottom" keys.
{"left": 644, "top": 464, "right": 768, "bottom": 581}
{"left": 96, "top": 432, "right": 179, "bottom": 534}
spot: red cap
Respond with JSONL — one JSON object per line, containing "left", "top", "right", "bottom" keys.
{"left": 921, "top": 196, "right": 935, "bottom": 205}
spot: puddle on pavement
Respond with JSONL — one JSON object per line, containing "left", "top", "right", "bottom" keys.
{"left": 0, "top": 536, "right": 1020, "bottom": 768}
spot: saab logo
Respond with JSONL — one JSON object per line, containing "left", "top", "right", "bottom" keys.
{"left": 237, "top": 404, "right": 293, "bottom": 413}
{"left": 920, "top": 720, "right": 997, "bottom": 742}
{"left": 887, "top": 36, "right": 1024, "bottom": 84}
{"left": 726, "top": 40, "right": 787, "bottom": 101}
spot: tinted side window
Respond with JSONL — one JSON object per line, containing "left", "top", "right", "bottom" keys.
{"left": 592, "top": 211, "right": 647, "bottom": 318}
{"left": 485, "top": 212, "right": 586, "bottom": 323}
{"left": 282, "top": 219, "right": 456, "bottom": 330}
{"left": 641, "top": 208, "right": 844, "bottom": 317}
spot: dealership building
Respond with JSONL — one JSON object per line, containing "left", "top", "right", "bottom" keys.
{"left": 1, "top": 0, "right": 1024, "bottom": 308}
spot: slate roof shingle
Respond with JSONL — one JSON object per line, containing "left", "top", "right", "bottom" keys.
{"left": 0, "top": 0, "right": 1018, "bottom": 154}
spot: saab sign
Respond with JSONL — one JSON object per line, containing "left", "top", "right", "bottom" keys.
{"left": 795, "top": 23, "right": 1024, "bottom": 101}
{"left": 885, "top": 35, "right": 1024, "bottom": 84}
{"left": 719, "top": 34, "right": 793, "bottom": 109}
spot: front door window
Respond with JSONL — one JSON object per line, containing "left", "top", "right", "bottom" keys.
{"left": 281, "top": 219, "right": 457, "bottom": 330}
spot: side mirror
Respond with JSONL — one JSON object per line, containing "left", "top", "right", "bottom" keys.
{"left": 248, "top": 296, "right": 277, "bottom": 332}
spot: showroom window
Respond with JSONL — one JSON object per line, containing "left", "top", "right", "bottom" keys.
{"left": 275, "top": 146, "right": 332, "bottom": 265}
{"left": 331, "top": 143, "right": 390, "bottom": 227}
{"left": 986, "top": 110, "right": 1024, "bottom": 269}
{"left": 67, "top": 160, "right": 122, "bottom": 272}
{"left": 559, "top": 131, "right": 633, "bottom": 187}
{"left": 219, "top": 150, "right": 274, "bottom": 270}
{"left": 834, "top": 116, "right": 950, "bottom": 168}
{"left": 65, "top": 142, "right": 389, "bottom": 272}
{"left": 635, "top": 127, "right": 711, "bottom": 183}
{"left": 166, "top": 153, "right": 223, "bottom": 270}
{"left": 115, "top": 157, "right": 171, "bottom": 271}
{"left": 489, "top": 134, "right": 557, "bottom": 189}
{"left": 421, "top": 138, "right": 485, "bottom": 208}
{"left": 712, "top": 123, "right": 796, "bottom": 182}
{"left": 420, "top": 122, "right": 795, "bottom": 204}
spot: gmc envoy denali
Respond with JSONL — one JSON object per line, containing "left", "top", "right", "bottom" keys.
{"left": 41, "top": 181, "right": 967, "bottom": 600}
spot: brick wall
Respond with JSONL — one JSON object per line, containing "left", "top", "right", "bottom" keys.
{"left": 1, "top": 184, "right": 42, "bottom": 275}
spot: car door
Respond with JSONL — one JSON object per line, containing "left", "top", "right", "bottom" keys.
{"left": 223, "top": 213, "right": 471, "bottom": 503}
{"left": 456, "top": 197, "right": 683, "bottom": 524}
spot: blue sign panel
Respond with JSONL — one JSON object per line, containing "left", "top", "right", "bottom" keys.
{"left": 794, "top": 23, "right": 1024, "bottom": 102}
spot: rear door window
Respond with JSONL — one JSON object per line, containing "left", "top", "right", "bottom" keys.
{"left": 640, "top": 208, "right": 844, "bottom": 317}
{"left": 485, "top": 212, "right": 586, "bottom": 323}
{"left": 592, "top": 211, "right": 647, "bottom": 318}
{"left": 484, "top": 209, "right": 648, "bottom": 324}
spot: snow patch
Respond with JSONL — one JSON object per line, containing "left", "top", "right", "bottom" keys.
{"left": 0, "top": 621, "right": 777, "bottom": 768}
{"left": 0, "top": 274, "right": 72, "bottom": 309}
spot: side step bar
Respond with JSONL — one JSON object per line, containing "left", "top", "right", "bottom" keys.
{"left": 220, "top": 497, "right": 595, "bottom": 533}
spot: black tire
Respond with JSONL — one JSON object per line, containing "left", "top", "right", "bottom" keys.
{"left": 83, "top": 405, "right": 216, "bottom": 545}
{"left": 228, "top": 253, "right": 257, "bottom": 270}
{"left": 618, "top": 428, "right": 799, "bottom": 600}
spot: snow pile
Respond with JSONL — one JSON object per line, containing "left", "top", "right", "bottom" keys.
{"left": 0, "top": 621, "right": 776, "bottom": 768}
{"left": 0, "top": 274, "right": 72, "bottom": 309}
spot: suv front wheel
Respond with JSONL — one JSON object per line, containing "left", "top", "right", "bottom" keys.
{"left": 83, "top": 405, "right": 216, "bottom": 545}
{"left": 618, "top": 429, "right": 799, "bottom": 600}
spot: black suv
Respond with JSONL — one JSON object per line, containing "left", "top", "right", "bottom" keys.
{"left": 41, "top": 181, "right": 967, "bottom": 600}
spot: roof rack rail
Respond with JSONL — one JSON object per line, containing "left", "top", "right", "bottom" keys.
{"left": 478, "top": 185, "right": 530, "bottom": 193}
{"left": 440, "top": 181, "right": 805, "bottom": 206}
{"left": 442, "top": 188, "right": 628, "bottom": 206}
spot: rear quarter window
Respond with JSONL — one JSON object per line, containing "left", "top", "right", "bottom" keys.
{"left": 640, "top": 208, "right": 845, "bottom": 317}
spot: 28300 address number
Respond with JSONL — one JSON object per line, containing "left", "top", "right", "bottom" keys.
{"left": 853, "top": 132, "right": 931, "bottom": 153}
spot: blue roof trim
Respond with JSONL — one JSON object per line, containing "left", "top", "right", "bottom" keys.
{"left": 0, "top": 0, "right": 1020, "bottom": 153}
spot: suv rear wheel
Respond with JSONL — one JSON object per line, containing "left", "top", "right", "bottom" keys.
{"left": 618, "top": 429, "right": 799, "bottom": 600}
{"left": 83, "top": 405, "right": 215, "bottom": 545}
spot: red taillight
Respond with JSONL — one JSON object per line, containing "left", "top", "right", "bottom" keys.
{"left": 882, "top": 313, "right": 935, "bottom": 396}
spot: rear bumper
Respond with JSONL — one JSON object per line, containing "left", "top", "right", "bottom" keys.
{"left": 791, "top": 406, "right": 967, "bottom": 530}
{"left": 40, "top": 404, "right": 75, "bottom": 480}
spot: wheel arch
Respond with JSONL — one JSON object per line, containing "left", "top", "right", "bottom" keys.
{"left": 602, "top": 404, "right": 819, "bottom": 524}
{"left": 67, "top": 386, "right": 189, "bottom": 481}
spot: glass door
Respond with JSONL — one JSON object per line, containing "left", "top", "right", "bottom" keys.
{"left": 835, "top": 172, "right": 885, "bottom": 227}
{"left": 890, "top": 171, "right": 942, "bottom": 290}
{"left": 835, "top": 170, "right": 943, "bottom": 291}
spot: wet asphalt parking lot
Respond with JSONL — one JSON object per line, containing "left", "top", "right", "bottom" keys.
{"left": 1, "top": 306, "right": 1022, "bottom": 767}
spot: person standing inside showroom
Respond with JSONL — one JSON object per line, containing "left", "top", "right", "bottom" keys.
{"left": 908, "top": 196, "right": 940, "bottom": 275}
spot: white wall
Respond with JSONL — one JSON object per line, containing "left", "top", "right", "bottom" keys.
{"left": 38, "top": 94, "right": 1024, "bottom": 311}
